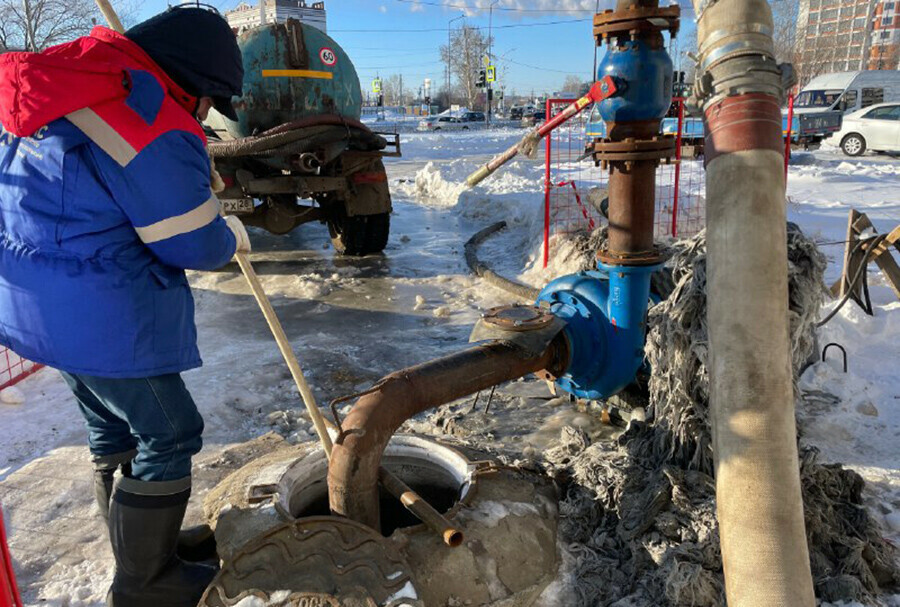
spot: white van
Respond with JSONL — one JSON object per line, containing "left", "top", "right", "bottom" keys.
{"left": 796, "top": 70, "right": 900, "bottom": 115}
{"left": 788, "top": 70, "right": 900, "bottom": 145}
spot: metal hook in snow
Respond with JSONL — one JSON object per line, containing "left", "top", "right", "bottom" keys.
{"left": 822, "top": 342, "right": 848, "bottom": 373}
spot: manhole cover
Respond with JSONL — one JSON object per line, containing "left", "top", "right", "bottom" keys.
{"left": 201, "top": 517, "right": 422, "bottom": 607}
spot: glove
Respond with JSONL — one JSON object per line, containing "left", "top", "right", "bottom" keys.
{"left": 210, "top": 159, "right": 226, "bottom": 194}
{"left": 225, "top": 215, "right": 251, "bottom": 254}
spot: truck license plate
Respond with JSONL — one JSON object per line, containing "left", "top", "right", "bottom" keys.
{"left": 221, "top": 199, "right": 254, "bottom": 214}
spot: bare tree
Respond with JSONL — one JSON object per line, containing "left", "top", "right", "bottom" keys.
{"left": 440, "top": 24, "right": 491, "bottom": 110}
{"left": 0, "top": 0, "right": 140, "bottom": 52}
{"left": 771, "top": 0, "right": 801, "bottom": 65}
{"left": 561, "top": 75, "right": 590, "bottom": 96}
{"left": 381, "top": 74, "right": 406, "bottom": 107}
{"left": 796, "top": 35, "right": 840, "bottom": 87}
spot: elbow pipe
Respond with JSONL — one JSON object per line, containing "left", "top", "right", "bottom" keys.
{"left": 536, "top": 261, "right": 659, "bottom": 401}
{"left": 327, "top": 339, "right": 569, "bottom": 530}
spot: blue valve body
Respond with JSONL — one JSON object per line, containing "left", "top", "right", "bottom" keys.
{"left": 537, "top": 262, "right": 660, "bottom": 400}
{"left": 597, "top": 39, "right": 674, "bottom": 124}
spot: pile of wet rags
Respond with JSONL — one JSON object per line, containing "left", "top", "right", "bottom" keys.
{"left": 540, "top": 225, "right": 898, "bottom": 606}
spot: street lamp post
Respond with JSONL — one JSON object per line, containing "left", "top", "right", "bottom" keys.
{"left": 447, "top": 13, "right": 466, "bottom": 117}
{"left": 487, "top": 0, "right": 499, "bottom": 125}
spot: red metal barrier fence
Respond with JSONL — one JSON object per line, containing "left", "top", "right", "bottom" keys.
{"left": 543, "top": 97, "right": 706, "bottom": 267}
{"left": 1, "top": 507, "right": 23, "bottom": 607}
{"left": 0, "top": 348, "right": 42, "bottom": 391}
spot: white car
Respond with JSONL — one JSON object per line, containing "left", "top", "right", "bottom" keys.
{"left": 834, "top": 102, "right": 900, "bottom": 156}
{"left": 417, "top": 116, "right": 470, "bottom": 132}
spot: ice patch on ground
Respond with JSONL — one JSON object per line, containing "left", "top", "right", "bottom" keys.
{"left": 459, "top": 500, "right": 540, "bottom": 528}
{"left": 1, "top": 386, "right": 26, "bottom": 405}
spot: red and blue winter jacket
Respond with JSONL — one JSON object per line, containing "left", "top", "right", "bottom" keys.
{"left": 0, "top": 27, "right": 237, "bottom": 378}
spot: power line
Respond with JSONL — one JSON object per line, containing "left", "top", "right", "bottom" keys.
{"left": 504, "top": 56, "right": 588, "bottom": 74}
{"left": 342, "top": 45, "right": 441, "bottom": 51}
{"left": 356, "top": 60, "right": 446, "bottom": 69}
{"left": 331, "top": 18, "right": 590, "bottom": 33}
{"left": 393, "top": 0, "right": 596, "bottom": 13}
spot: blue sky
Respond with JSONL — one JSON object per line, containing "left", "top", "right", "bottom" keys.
{"left": 136, "top": 1, "right": 696, "bottom": 97}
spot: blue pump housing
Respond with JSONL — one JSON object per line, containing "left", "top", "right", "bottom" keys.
{"left": 536, "top": 262, "right": 660, "bottom": 400}
{"left": 597, "top": 39, "right": 674, "bottom": 124}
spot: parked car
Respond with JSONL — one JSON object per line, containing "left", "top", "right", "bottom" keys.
{"left": 522, "top": 110, "right": 546, "bottom": 127}
{"left": 832, "top": 102, "right": 900, "bottom": 156}
{"left": 509, "top": 106, "right": 525, "bottom": 120}
{"left": 460, "top": 111, "right": 485, "bottom": 123}
{"left": 417, "top": 116, "right": 470, "bottom": 131}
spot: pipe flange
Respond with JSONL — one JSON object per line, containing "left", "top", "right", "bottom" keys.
{"left": 597, "top": 246, "right": 669, "bottom": 267}
{"left": 469, "top": 307, "right": 568, "bottom": 361}
{"left": 592, "top": 136, "right": 676, "bottom": 164}
{"left": 594, "top": 5, "right": 680, "bottom": 43}
{"left": 481, "top": 305, "right": 557, "bottom": 332}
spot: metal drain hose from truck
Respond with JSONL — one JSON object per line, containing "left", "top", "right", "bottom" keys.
{"left": 465, "top": 222, "right": 541, "bottom": 302}
{"left": 692, "top": 0, "right": 816, "bottom": 604}
{"left": 207, "top": 119, "right": 386, "bottom": 159}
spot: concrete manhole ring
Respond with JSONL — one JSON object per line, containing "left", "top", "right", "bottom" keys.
{"left": 200, "top": 516, "right": 422, "bottom": 607}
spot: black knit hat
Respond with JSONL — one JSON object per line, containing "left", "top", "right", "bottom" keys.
{"left": 126, "top": 7, "right": 243, "bottom": 120}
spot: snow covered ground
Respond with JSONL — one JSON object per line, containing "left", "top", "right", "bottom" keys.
{"left": 1, "top": 128, "right": 899, "bottom": 606}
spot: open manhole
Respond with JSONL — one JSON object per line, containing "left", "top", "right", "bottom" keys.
{"left": 277, "top": 435, "right": 476, "bottom": 535}
{"left": 204, "top": 435, "right": 561, "bottom": 606}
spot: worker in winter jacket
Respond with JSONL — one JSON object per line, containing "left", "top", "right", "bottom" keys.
{"left": 0, "top": 7, "right": 249, "bottom": 606}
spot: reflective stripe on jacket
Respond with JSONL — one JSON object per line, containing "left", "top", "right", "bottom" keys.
{"left": 0, "top": 27, "right": 237, "bottom": 377}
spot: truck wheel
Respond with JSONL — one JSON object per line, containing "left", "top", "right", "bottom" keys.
{"left": 365, "top": 212, "right": 391, "bottom": 253}
{"left": 328, "top": 212, "right": 390, "bottom": 256}
{"left": 841, "top": 134, "right": 866, "bottom": 157}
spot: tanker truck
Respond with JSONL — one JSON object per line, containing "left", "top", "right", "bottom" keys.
{"left": 205, "top": 19, "right": 399, "bottom": 255}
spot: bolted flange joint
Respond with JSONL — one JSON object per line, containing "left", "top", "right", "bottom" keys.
{"left": 593, "top": 4, "right": 680, "bottom": 45}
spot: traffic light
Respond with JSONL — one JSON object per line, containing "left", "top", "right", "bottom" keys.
{"left": 673, "top": 71, "right": 688, "bottom": 97}
{"left": 477, "top": 69, "right": 487, "bottom": 88}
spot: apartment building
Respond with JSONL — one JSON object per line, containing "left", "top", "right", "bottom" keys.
{"left": 226, "top": 0, "right": 327, "bottom": 33}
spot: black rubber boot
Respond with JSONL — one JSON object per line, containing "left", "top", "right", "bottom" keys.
{"left": 94, "top": 462, "right": 218, "bottom": 562}
{"left": 107, "top": 477, "right": 218, "bottom": 607}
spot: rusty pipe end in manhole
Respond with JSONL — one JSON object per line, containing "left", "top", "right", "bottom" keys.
{"left": 443, "top": 528, "right": 464, "bottom": 548}
{"left": 328, "top": 338, "right": 568, "bottom": 531}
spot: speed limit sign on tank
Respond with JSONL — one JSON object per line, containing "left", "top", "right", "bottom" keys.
{"left": 319, "top": 47, "right": 337, "bottom": 66}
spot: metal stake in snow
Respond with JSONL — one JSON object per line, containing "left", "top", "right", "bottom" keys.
{"left": 465, "top": 77, "right": 618, "bottom": 188}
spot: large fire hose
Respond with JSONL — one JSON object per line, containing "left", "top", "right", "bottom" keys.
{"left": 691, "top": 0, "right": 816, "bottom": 604}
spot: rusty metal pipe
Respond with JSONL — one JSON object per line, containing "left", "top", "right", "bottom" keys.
{"left": 379, "top": 467, "right": 463, "bottom": 548}
{"left": 607, "top": 160, "right": 657, "bottom": 255}
{"left": 328, "top": 339, "right": 568, "bottom": 530}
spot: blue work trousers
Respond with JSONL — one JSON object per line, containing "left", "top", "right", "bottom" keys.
{"left": 60, "top": 372, "right": 204, "bottom": 482}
